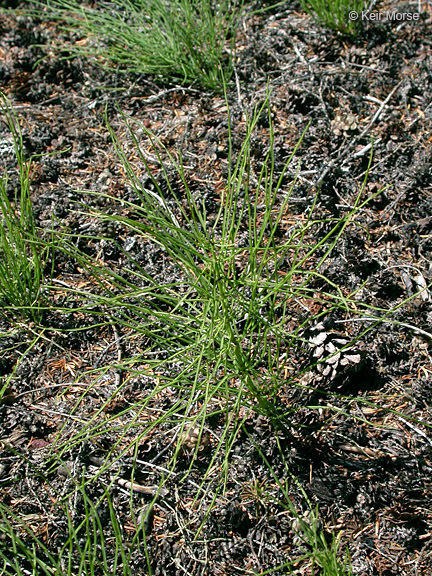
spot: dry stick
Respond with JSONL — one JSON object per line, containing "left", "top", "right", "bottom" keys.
{"left": 116, "top": 477, "right": 168, "bottom": 496}
{"left": 336, "top": 316, "right": 432, "bottom": 341}
{"left": 111, "top": 320, "right": 122, "bottom": 388}
{"left": 130, "top": 84, "right": 202, "bottom": 105}
{"left": 93, "top": 316, "right": 124, "bottom": 387}
{"left": 316, "top": 82, "right": 401, "bottom": 187}
{"left": 88, "top": 456, "right": 169, "bottom": 497}
{"left": 13, "top": 382, "right": 93, "bottom": 399}
{"left": 397, "top": 417, "right": 432, "bottom": 447}
{"left": 93, "top": 330, "right": 128, "bottom": 368}
{"left": 233, "top": 66, "right": 243, "bottom": 109}
{"left": 337, "top": 443, "right": 389, "bottom": 459}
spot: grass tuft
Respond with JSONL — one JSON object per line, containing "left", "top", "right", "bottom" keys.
{"left": 299, "top": 0, "right": 365, "bottom": 37}
{"left": 59, "top": 90, "right": 398, "bottom": 438}
{"left": 36, "top": 0, "right": 242, "bottom": 91}
{"left": 0, "top": 93, "right": 53, "bottom": 324}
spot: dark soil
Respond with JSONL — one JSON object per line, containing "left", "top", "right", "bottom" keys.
{"left": 1, "top": 1, "right": 432, "bottom": 575}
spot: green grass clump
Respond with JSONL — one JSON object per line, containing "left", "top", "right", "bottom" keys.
{"left": 38, "top": 0, "right": 241, "bottom": 91}
{"left": 0, "top": 476, "right": 151, "bottom": 576}
{"left": 0, "top": 94, "right": 52, "bottom": 324}
{"left": 61, "top": 90, "right": 390, "bottom": 436}
{"left": 300, "top": 0, "right": 365, "bottom": 36}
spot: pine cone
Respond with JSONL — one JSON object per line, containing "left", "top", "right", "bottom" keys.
{"left": 303, "top": 322, "right": 364, "bottom": 388}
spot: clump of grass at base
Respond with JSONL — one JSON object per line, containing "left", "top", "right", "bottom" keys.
{"left": 37, "top": 0, "right": 241, "bottom": 91}
{"left": 0, "top": 94, "right": 52, "bottom": 324}
{"left": 300, "top": 0, "right": 365, "bottom": 36}
{"left": 63, "top": 92, "right": 390, "bottom": 436}
{"left": 0, "top": 475, "right": 149, "bottom": 576}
